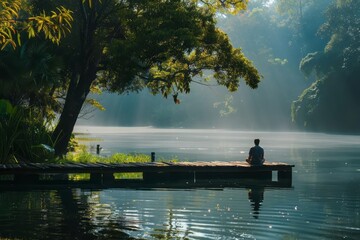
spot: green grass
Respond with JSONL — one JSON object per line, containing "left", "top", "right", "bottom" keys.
{"left": 65, "top": 151, "right": 151, "bottom": 164}
{"left": 63, "top": 151, "right": 150, "bottom": 179}
{"left": 62, "top": 149, "right": 178, "bottom": 180}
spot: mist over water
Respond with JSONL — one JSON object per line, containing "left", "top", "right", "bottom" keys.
{"left": 72, "top": 126, "right": 360, "bottom": 239}
{"left": 2, "top": 127, "right": 359, "bottom": 239}
{"left": 74, "top": 126, "right": 360, "bottom": 163}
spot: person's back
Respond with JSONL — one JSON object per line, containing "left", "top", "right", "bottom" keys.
{"left": 246, "top": 139, "right": 265, "bottom": 165}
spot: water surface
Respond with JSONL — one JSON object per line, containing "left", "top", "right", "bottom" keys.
{"left": 1, "top": 127, "right": 359, "bottom": 239}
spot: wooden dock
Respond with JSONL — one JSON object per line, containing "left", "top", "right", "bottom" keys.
{"left": 0, "top": 161, "right": 294, "bottom": 188}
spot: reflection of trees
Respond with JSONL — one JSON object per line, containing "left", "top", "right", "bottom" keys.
{"left": 0, "top": 190, "right": 138, "bottom": 239}
{"left": 0, "top": 191, "right": 64, "bottom": 238}
{"left": 151, "top": 209, "right": 191, "bottom": 240}
{"left": 55, "top": 189, "right": 140, "bottom": 239}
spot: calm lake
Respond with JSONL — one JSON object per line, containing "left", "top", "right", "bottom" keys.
{"left": 1, "top": 127, "right": 359, "bottom": 239}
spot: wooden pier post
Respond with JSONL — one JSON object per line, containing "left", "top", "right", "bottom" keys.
{"left": 90, "top": 173, "right": 102, "bottom": 184}
{"left": 90, "top": 173, "right": 115, "bottom": 184}
{"left": 103, "top": 173, "right": 115, "bottom": 184}
{"left": 278, "top": 167, "right": 293, "bottom": 187}
{"left": 151, "top": 152, "right": 156, "bottom": 162}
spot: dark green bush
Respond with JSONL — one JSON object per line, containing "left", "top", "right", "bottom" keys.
{"left": 0, "top": 99, "right": 54, "bottom": 163}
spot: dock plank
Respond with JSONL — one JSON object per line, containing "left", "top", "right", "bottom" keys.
{"left": 0, "top": 161, "right": 294, "bottom": 177}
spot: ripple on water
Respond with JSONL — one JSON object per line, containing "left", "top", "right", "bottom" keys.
{"left": 100, "top": 187, "right": 360, "bottom": 240}
{"left": 0, "top": 181, "right": 359, "bottom": 240}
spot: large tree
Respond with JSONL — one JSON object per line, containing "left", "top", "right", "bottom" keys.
{"left": 29, "top": 0, "right": 261, "bottom": 155}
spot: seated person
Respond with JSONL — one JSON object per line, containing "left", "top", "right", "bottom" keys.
{"left": 246, "top": 139, "right": 265, "bottom": 165}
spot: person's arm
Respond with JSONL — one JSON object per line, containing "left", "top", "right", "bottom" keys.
{"left": 246, "top": 148, "right": 252, "bottom": 164}
{"left": 248, "top": 147, "right": 253, "bottom": 160}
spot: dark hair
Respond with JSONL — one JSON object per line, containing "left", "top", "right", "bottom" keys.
{"left": 254, "top": 139, "right": 260, "bottom": 145}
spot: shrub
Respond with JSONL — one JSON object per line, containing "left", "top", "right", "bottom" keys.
{"left": 0, "top": 99, "right": 54, "bottom": 163}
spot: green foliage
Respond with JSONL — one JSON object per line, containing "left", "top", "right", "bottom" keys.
{"left": 213, "top": 95, "right": 237, "bottom": 117}
{"left": 293, "top": 0, "right": 360, "bottom": 132}
{"left": 275, "top": 0, "right": 330, "bottom": 56}
{"left": 268, "top": 57, "right": 288, "bottom": 65}
{"left": 64, "top": 150, "right": 153, "bottom": 180}
{"left": 0, "top": 100, "right": 23, "bottom": 163}
{"left": 0, "top": 0, "right": 22, "bottom": 49}
{"left": 45, "top": 0, "right": 261, "bottom": 155}
{"left": 292, "top": 71, "right": 360, "bottom": 132}
{"left": 318, "top": 0, "right": 360, "bottom": 71}
{"left": 195, "top": 0, "right": 249, "bottom": 14}
{"left": 65, "top": 151, "right": 151, "bottom": 164}
{"left": 100, "top": 0, "right": 260, "bottom": 96}
{"left": 291, "top": 78, "right": 322, "bottom": 127}
{"left": 299, "top": 52, "right": 319, "bottom": 77}
{"left": 0, "top": 0, "right": 73, "bottom": 49}
{"left": 275, "top": 0, "right": 316, "bottom": 26}
{"left": 0, "top": 100, "right": 55, "bottom": 163}
{"left": 1, "top": 0, "right": 261, "bottom": 156}
{"left": 85, "top": 99, "right": 105, "bottom": 111}
{"left": 0, "top": 40, "right": 64, "bottom": 121}
{"left": 0, "top": 98, "right": 13, "bottom": 114}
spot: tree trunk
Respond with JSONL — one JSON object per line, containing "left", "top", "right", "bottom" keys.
{"left": 52, "top": 2, "right": 101, "bottom": 156}
{"left": 52, "top": 50, "right": 99, "bottom": 156}
{"left": 52, "top": 94, "right": 84, "bottom": 156}
{"left": 52, "top": 77, "right": 92, "bottom": 156}
{"left": 52, "top": 51, "right": 99, "bottom": 156}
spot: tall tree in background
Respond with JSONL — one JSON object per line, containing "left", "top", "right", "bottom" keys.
{"left": 43, "top": 0, "right": 261, "bottom": 155}
{"left": 292, "top": 0, "right": 360, "bottom": 132}
{"left": 275, "top": 0, "right": 329, "bottom": 56}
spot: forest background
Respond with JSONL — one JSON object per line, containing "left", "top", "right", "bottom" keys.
{"left": 0, "top": 0, "right": 359, "bottom": 163}
{"left": 80, "top": 0, "right": 360, "bottom": 133}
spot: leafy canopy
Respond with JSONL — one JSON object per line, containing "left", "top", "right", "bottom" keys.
{"left": 0, "top": 0, "right": 261, "bottom": 155}
{"left": 96, "top": 0, "right": 260, "bottom": 98}
{"left": 0, "top": 0, "right": 73, "bottom": 49}
{"left": 196, "top": 0, "right": 249, "bottom": 14}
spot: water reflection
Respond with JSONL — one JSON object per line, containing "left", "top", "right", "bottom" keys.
{"left": 2, "top": 129, "right": 360, "bottom": 239}
{"left": 0, "top": 189, "right": 138, "bottom": 240}
{"left": 150, "top": 209, "right": 192, "bottom": 240}
{"left": 0, "top": 183, "right": 288, "bottom": 240}
{"left": 248, "top": 186, "right": 264, "bottom": 219}
{"left": 2, "top": 181, "right": 359, "bottom": 239}
{"left": 56, "top": 189, "right": 140, "bottom": 240}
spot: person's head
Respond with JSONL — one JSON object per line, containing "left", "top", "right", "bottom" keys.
{"left": 254, "top": 139, "right": 260, "bottom": 146}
